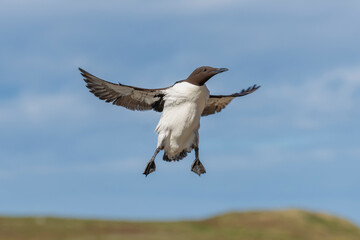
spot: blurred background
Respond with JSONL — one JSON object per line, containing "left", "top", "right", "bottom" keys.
{"left": 0, "top": 0, "right": 359, "bottom": 228}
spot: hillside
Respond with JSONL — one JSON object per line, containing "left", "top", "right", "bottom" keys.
{"left": 0, "top": 209, "right": 359, "bottom": 240}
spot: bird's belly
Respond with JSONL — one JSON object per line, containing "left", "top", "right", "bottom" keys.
{"left": 156, "top": 102, "right": 202, "bottom": 157}
{"left": 155, "top": 81, "right": 209, "bottom": 158}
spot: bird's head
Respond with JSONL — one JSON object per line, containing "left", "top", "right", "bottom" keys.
{"left": 186, "top": 66, "right": 228, "bottom": 86}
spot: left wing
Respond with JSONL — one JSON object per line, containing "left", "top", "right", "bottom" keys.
{"left": 202, "top": 84, "right": 260, "bottom": 116}
{"left": 79, "top": 68, "right": 168, "bottom": 112}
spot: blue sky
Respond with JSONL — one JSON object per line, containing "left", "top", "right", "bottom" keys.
{"left": 1, "top": 0, "right": 360, "bottom": 224}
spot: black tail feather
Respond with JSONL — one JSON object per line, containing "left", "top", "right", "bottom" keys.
{"left": 163, "top": 150, "right": 188, "bottom": 162}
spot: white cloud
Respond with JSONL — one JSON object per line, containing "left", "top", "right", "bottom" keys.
{"left": 1, "top": 0, "right": 358, "bottom": 20}
{"left": 0, "top": 91, "right": 91, "bottom": 125}
{"left": 0, "top": 89, "right": 160, "bottom": 130}
{"left": 24, "top": 158, "right": 142, "bottom": 175}
{"left": 204, "top": 144, "right": 340, "bottom": 172}
{"left": 0, "top": 0, "right": 250, "bottom": 17}
{"left": 298, "top": 67, "right": 360, "bottom": 112}
{"left": 0, "top": 153, "right": 144, "bottom": 178}
{"left": 295, "top": 66, "right": 360, "bottom": 128}
{"left": 259, "top": 66, "right": 360, "bottom": 130}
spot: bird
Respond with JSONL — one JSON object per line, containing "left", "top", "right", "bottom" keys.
{"left": 79, "top": 66, "right": 260, "bottom": 176}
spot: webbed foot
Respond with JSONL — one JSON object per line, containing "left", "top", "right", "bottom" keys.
{"left": 143, "top": 160, "right": 156, "bottom": 176}
{"left": 191, "top": 158, "right": 206, "bottom": 176}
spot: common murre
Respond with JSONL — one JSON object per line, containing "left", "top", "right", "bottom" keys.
{"left": 79, "top": 66, "right": 260, "bottom": 176}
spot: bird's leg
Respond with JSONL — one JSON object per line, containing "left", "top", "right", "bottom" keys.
{"left": 143, "top": 148, "right": 160, "bottom": 176}
{"left": 191, "top": 147, "right": 206, "bottom": 176}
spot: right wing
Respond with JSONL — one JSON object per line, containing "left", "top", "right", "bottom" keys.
{"left": 202, "top": 85, "right": 260, "bottom": 116}
{"left": 79, "top": 68, "right": 167, "bottom": 112}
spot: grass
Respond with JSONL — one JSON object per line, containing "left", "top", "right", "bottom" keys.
{"left": 0, "top": 209, "right": 359, "bottom": 240}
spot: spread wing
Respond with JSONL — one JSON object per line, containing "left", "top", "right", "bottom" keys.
{"left": 202, "top": 84, "right": 260, "bottom": 116}
{"left": 79, "top": 68, "right": 166, "bottom": 112}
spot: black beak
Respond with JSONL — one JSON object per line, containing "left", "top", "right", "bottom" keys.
{"left": 210, "top": 68, "right": 229, "bottom": 74}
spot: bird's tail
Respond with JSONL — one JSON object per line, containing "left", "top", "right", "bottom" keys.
{"left": 163, "top": 150, "right": 188, "bottom": 162}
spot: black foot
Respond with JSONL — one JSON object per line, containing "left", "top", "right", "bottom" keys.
{"left": 191, "top": 158, "right": 206, "bottom": 176}
{"left": 143, "top": 160, "right": 156, "bottom": 176}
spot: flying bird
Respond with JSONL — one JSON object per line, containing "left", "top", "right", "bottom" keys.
{"left": 79, "top": 66, "right": 259, "bottom": 176}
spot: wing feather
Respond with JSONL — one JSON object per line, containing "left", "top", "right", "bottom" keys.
{"left": 79, "top": 68, "right": 166, "bottom": 112}
{"left": 202, "top": 84, "right": 260, "bottom": 116}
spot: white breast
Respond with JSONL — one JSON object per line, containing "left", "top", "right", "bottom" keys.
{"left": 155, "top": 82, "right": 209, "bottom": 159}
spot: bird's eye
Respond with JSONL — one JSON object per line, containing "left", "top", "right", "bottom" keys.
{"left": 203, "top": 68, "right": 207, "bottom": 72}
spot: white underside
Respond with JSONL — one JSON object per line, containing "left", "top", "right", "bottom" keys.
{"left": 155, "top": 82, "right": 209, "bottom": 159}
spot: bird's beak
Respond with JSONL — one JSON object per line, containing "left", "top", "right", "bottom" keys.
{"left": 210, "top": 68, "right": 229, "bottom": 74}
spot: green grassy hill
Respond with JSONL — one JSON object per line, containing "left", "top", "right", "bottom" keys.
{"left": 1, "top": 209, "right": 359, "bottom": 240}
